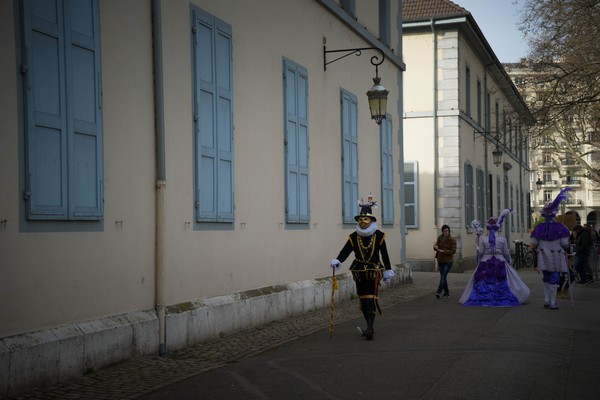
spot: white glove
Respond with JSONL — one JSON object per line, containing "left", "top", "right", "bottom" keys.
{"left": 383, "top": 269, "right": 395, "bottom": 282}
{"left": 330, "top": 259, "right": 341, "bottom": 269}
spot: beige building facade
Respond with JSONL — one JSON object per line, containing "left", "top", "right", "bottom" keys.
{"left": 0, "top": 0, "right": 407, "bottom": 395}
{"left": 402, "top": 1, "right": 533, "bottom": 271}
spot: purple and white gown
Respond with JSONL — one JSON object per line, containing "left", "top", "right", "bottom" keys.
{"left": 459, "top": 235, "right": 530, "bottom": 306}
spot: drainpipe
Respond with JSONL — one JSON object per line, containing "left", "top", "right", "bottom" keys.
{"left": 151, "top": 0, "right": 167, "bottom": 356}
{"left": 398, "top": 3, "right": 406, "bottom": 261}
{"left": 431, "top": 19, "right": 439, "bottom": 228}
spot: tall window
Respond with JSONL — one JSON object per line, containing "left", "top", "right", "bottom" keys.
{"left": 486, "top": 92, "right": 491, "bottom": 132}
{"left": 464, "top": 162, "right": 474, "bottom": 228}
{"left": 341, "top": 90, "right": 359, "bottom": 224}
{"left": 340, "top": 0, "right": 356, "bottom": 17}
{"left": 283, "top": 59, "right": 310, "bottom": 223}
{"left": 495, "top": 101, "right": 500, "bottom": 137}
{"left": 21, "top": 0, "right": 103, "bottom": 221}
{"left": 487, "top": 173, "right": 493, "bottom": 218}
{"left": 519, "top": 188, "right": 524, "bottom": 231}
{"left": 477, "top": 80, "right": 482, "bottom": 125}
{"left": 510, "top": 184, "right": 515, "bottom": 232}
{"left": 380, "top": 115, "right": 394, "bottom": 225}
{"left": 404, "top": 161, "right": 418, "bottom": 228}
{"left": 192, "top": 8, "right": 234, "bottom": 223}
{"left": 496, "top": 176, "right": 501, "bottom": 215}
{"left": 507, "top": 118, "right": 513, "bottom": 152}
{"left": 378, "top": 0, "right": 391, "bottom": 47}
{"left": 465, "top": 66, "right": 471, "bottom": 117}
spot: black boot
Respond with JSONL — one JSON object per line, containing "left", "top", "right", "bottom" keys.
{"left": 364, "top": 299, "right": 376, "bottom": 340}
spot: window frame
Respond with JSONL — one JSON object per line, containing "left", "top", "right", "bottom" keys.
{"left": 380, "top": 114, "right": 394, "bottom": 225}
{"left": 341, "top": 89, "right": 359, "bottom": 224}
{"left": 191, "top": 6, "right": 234, "bottom": 225}
{"left": 464, "top": 161, "right": 474, "bottom": 228}
{"left": 283, "top": 58, "right": 310, "bottom": 224}
{"left": 404, "top": 161, "right": 418, "bottom": 228}
{"left": 19, "top": 0, "right": 104, "bottom": 229}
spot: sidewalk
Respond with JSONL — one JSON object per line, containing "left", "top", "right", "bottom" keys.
{"left": 9, "top": 268, "right": 600, "bottom": 400}
{"left": 6, "top": 272, "right": 438, "bottom": 400}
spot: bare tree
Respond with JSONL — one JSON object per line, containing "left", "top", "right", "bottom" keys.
{"left": 519, "top": 0, "right": 600, "bottom": 184}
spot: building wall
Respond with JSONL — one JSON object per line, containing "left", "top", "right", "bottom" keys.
{"left": 0, "top": 0, "right": 406, "bottom": 395}
{"left": 403, "top": 24, "right": 531, "bottom": 271}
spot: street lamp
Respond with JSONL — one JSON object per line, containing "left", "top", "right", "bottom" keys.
{"left": 324, "top": 42, "right": 388, "bottom": 125}
{"left": 535, "top": 177, "right": 543, "bottom": 191}
{"left": 366, "top": 76, "right": 388, "bottom": 125}
{"left": 492, "top": 146, "right": 503, "bottom": 166}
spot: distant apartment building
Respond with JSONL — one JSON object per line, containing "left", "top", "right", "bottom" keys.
{"left": 506, "top": 61, "right": 600, "bottom": 229}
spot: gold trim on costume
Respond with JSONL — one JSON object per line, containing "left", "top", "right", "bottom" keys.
{"left": 358, "top": 295, "right": 379, "bottom": 300}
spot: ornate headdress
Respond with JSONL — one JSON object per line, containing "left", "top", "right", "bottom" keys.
{"left": 486, "top": 209, "right": 512, "bottom": 251}
{"left": 532, "top": 187, "right": 571, "bottom": 241}
{"left": 354, "top": 193, "right": 378, "bottom": 222}
{"left": 540, "top": 187, "right": 571, "bottom": 220}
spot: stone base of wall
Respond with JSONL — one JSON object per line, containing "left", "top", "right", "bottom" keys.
{"left": 0, "top": 265, "right": 411, "bottom": 398}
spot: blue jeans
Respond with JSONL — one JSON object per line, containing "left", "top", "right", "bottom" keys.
{"left": 437, "top": 262, "right": 453, "bottom": 294}
{"left": 573, "top": 255, "right": 591, "bottom": 282}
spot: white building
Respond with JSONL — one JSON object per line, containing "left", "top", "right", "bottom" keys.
{"left": 0, "top": 0, "right": 407, "bottom": 395}
{"left": 402, "top": 0, "right": 533, "bottom": 271}
{"left": 505, "top": 61, "right": 600, "bottom": 229}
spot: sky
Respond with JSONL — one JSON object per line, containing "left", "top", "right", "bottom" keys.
{"left": 452, "top": 0, "right": 529, "bottom": 63}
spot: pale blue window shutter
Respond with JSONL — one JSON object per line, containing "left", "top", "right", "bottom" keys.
{"left": 464, "top": 162, "right": 474, "bottom": 227}
{"left": 284, "top": 59, "right": 310, "bottom": 223}
{"left": 476, "top": 168, "right": 484, "bottom": 223}
{"left": 193, "top": 9, "right": 233, "bottom": 222}
{"left": 404, "top": 161, "right": 418, "bottom": 228}
{"left": 22, "top": 0, "right": 102, "bottom": 220}
{"left": 68, "top": 0, "right": 103, "bottom": 218}
{"left": 341, "top": 90, "right": 358, "bottom": 224}
{"left": 380, "top": 115, "right": 394, "bottom": 224}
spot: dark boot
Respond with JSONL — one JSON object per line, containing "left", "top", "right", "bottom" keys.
{"left": 364, "top": 299, "right": 376, "bottom": 340}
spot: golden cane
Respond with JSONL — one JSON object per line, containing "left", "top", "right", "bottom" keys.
{"left": 329, "top": 267, "right": 339, "bottom": 337}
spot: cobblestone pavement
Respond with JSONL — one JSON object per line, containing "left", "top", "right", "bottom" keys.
{"left": 8, "top": 282, "right": 436, "bottom": 400}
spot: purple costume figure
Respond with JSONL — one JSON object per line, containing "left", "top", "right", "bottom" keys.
{"left": 530, "top": 188, "right": 572, "bottom": 310}
{"left": 459, "top": 209, "right": 530, "bottom": 306}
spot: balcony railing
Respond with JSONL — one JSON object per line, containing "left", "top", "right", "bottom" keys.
{"left": 541, "top": 180, "right": 559, "bottom": 188}
{"left": 562, "top": 179, "right": 581, "bottom": 186}
{"left": 565, "top": 198, "right": 583, "bottom": 207}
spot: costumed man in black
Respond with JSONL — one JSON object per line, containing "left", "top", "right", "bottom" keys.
{"left": 330, "top": 196, "right": 394, "bottom": 340}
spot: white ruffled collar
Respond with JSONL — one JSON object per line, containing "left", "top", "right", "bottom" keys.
{"left": 356, "top": 223, "right": 378, "bottom": 237}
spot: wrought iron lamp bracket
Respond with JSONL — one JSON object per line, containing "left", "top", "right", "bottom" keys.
{"left": 323, "top": 45, "right": 385, "bottom": 77}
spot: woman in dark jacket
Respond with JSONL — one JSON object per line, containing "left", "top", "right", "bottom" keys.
{"left": 433, "top": 224, "right": 457, "bottom": 298}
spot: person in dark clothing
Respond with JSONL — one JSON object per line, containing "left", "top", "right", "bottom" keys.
{"left": 330, "top": 196, "right": 394, "bottom": 340}
{"left": 572, "top": 224, "right": 593, "bottom": 284}
{"left": 433, "top": 224, "right": 457, "bottom": 298}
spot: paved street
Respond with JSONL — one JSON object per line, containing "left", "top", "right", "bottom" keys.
{"left": 9, "top": 268, "right": 600, "bottom": 400}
